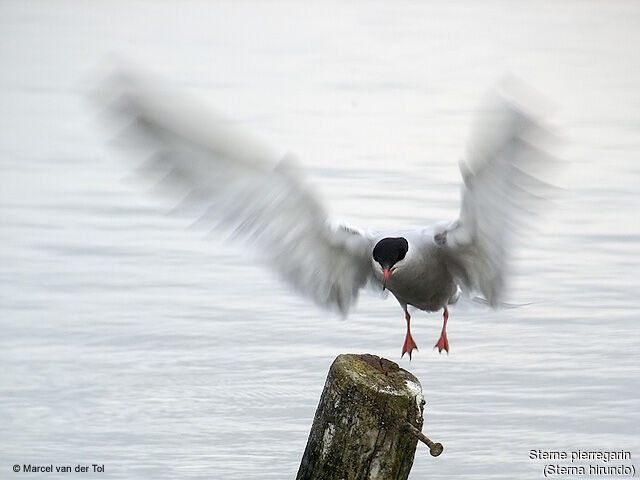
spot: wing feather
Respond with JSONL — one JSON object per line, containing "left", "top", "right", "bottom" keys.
{"left": 438, "top": 81, "right": 559, "bottom": 306}
{"left": 99, "top": 70, "right": 377, "bottom": 315}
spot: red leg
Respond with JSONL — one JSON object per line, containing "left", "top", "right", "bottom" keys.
{"left": 434, "top": 307, "right": 450, "bottom": 353}
{"left": 401, "top": 308, "right": 419, "bottom": 360}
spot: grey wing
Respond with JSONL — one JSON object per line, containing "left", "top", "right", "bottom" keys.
{"left": 437, "top": 80, "right": 558, "bottom": 306}
{"left": 99, "top": 69, "right": 378, "bottom": 315}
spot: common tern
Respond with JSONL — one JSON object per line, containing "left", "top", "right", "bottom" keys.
{"left": 100, "top": 71, "right": 556, "bottom": 359}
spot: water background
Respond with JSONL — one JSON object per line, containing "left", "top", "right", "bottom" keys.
{"left": 1, "top": 1, "right": 639, "bottom": 478}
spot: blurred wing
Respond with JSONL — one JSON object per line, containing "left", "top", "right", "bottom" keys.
{"left": 437, "top": 81, "right": 558, "bottom": 306}
{"left": 100, "top": 70, "right": 378, "bottom": 315}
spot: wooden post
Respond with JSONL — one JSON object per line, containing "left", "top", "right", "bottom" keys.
{"left": 297, "top": 354, "right": 428, "bottom": 480}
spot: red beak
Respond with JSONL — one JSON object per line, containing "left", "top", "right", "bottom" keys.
{"left": 383, "top": 268, "right": 393, "bottom": 290}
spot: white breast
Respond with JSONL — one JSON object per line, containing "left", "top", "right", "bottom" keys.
{"left": 372, "top": 231, "right": 456, "bottom": 312}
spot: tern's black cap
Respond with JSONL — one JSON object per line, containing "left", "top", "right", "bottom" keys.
{"left": 372, "top": 237, "right": 409, "bottom": 268}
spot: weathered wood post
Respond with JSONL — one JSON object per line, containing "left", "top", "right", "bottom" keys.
{"left": 297, "top": 353, "right": 437, "bottom": 480}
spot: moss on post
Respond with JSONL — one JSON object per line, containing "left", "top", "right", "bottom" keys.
{"left": 296, "top": 354, "right": 425, "bottom": 480}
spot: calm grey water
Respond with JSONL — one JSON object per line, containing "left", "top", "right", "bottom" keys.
{"left": 1, "top": 1, "right": 639, "bottom": 479}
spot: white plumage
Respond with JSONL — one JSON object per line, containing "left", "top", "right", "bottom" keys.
{"left": 100, "top": 70, "right": 556, "bottom": 358}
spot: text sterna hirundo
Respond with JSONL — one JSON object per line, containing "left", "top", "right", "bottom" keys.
{"left": 99, "top": 70, "right": 557, "bottom": 360}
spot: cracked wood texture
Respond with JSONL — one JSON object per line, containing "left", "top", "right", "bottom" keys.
{"left": 297, "top": 354, "right": 425, "bottom": 480}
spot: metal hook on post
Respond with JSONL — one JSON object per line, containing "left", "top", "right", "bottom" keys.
{"left": 406, "top": 423, "right": 443, "bottom": 457}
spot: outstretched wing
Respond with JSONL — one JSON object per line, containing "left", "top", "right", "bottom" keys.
{"left": 99, "top": 70, "right": 378, "bottom": 315}
{"left": 436, "top": 81, "right": 558, "bottom": 306}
